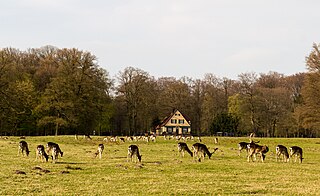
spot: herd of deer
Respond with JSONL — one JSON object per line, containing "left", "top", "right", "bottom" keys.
{"left": 237, "top": 138, "right": 303, "bottom": 163}
{"left": 17, "top": 134, "right": 304, "bottom": 164}
{"left": 18, "top": 141, "right": 64, "bottom": 163}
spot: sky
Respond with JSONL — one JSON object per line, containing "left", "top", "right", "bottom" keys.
{"left": 1, "top": 0, "right": 319, "bottom": 79}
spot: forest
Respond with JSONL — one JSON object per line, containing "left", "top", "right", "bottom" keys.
{"left": 1, "top": 44, "right": 320, "bottom": 137}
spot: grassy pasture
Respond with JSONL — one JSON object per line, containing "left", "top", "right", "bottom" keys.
{"left": 0, "top": 136, "right": 320, "bottom": 195}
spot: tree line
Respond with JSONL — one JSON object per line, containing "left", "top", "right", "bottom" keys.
{"left": 1, "top": 44, "right": 320, "bottom": 137}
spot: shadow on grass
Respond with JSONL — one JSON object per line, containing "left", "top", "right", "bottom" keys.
{"left": 111, "top": 156, "right": 127, "bottom": 159}
{"left": 54, "top": 161, "right": 86, "bottom": 165}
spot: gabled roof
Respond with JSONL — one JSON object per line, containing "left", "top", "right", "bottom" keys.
{"left": 156, "top": 109, "right": 191, "bottom": 129}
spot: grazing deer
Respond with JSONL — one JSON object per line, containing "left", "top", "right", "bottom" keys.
{"left": 127, "top": 145, "right": 142, "bottom": 163}
{"left": 289, "top": 146, "right": 303, "bottom": 163}
{"left": 149, "top": 135, "right": 156, "bottom": 142}
{"left": 177, "top": 142, "right": 193, "bottom": 157}
{"left": 238, "top": 140, "right": 260, "bottom": 156}
{"left": 51, "top": 146, "right": 61, "bottom": 163}
{"left": 247, "top": 142, "right": 269, "bottom": 162}
{"left": 94, "top": 144, "right": 104, "bottom": 159}
{"left": 46, "top": 142, "right": 63, "bottom": 163}
{"left": 84, "top": 134, "right": 92, "bottom": 140}
{"left": 192, "top": 143, "right": 218, "bottom": 161}
{"left": 36, "top": 145, "right": 49, "bottom": 162}
{"left": 18, "top": 141, "right": 30, "bottom": 156}
{"left": 275, "top": 145, "right": 289, "bottom": 162}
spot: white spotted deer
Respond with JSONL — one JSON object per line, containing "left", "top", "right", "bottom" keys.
{"left": 94, "top": 144, "right": 104, "bottom": 159}
{"left": 275, "top": 145, "right": 289, "bottom": 162}
{"left": 46, "top": 142, "right": 63, "bottom": 163}
{"left": 36, "top": 145, "right": 49, "bottom": 162}
{"left": 18, "top": 141, "right": 30, "bottom": 156}
{"left": 192, "top": 143, "right": 218, "bottom": 162}
{"left": 177, "top": 142, "right": 193, "bottom": 157}
{"left": 289, "top": 146, "right": 303, "bottom": 163}
{"left": 247, "top": 142, "right": 269, "bottom": 162}
{"left": 127, "top": 145, "right": 142, "bottom": 163}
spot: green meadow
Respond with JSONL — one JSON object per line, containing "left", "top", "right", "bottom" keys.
{"left": 0, "top": 136, "right": 320, "bottom": 195}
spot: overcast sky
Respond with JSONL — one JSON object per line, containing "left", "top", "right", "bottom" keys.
{"left": 1, "top": 0, "right": 319, "bottom": 79}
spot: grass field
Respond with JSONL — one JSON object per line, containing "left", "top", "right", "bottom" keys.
{"left": 0, "top": 136, "right": 320, "bottom": 195}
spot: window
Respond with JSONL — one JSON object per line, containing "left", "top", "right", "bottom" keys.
{"left": 171, "top": 119, "right": 177, "bottom": 124}
{"left": 179, "top": 119, "right": 184, "bottom": 124}
{"left": 167, "top": 127, "right": 173, "bottom": 133}
{"left": 182, "top": 127, "right": 188, "bottom": 134}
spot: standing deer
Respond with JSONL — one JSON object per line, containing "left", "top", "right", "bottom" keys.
{"left": 238, "top": 140, "right": 259, "bottom": 156}
{"left": 275, "top": 145, "right": 289, "bottom": 162}
{"left": 127, "top": 145, "right": 142, "bottom": 163}
{"left": 192, "top": 143, "right": 218, "bottom": 161}
{"left": 18, "top": 141, "right": 30, "bottom": 156}
{"left": 177, "top": 142, "right": 193, "bottom": 157}
{"left": 247, "top": 142, "right": 269, "bottom": 162}
{"left": 36, "top": 145, "right": 49, "bottom": 162}
{"left": 95, "top": 144, "right": 104, "bottom": 159}
{"left": 289, "top": 146, "right": 303, "bottom": 163}
{"left": 46, "top": 142, "right": 63, "bottom": 163}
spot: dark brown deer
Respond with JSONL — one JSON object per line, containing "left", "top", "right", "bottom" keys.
{"left": 36, "top": 145, "right": 49, "bottom": 162}
{"left": 289, "top": 146, "right": 303, "bottom": 163}
{"left": 238, "top": 140, "right": 259, "bottom": 156}
{"left": 46, "top": 142, "right": 63, "bottom": 163}
{"left": 275, "top": 145, "right": 289, "bottom": 162}
{"left": 177, "top": 142, "right": 193, "bottom": 157}
{"left": 127, "top": 145, "right": 142, "bottom": 163}
{"left": 192, "top": 143, "right": 218, "bottom": 161}
{"left": 18, "top": 141, "right": 30, "bottom": 156}
{"left": 247, "top": 142, "right": 269, "bottom": 162}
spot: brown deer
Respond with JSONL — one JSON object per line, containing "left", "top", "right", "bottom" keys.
{"left": 46, "top": 142, "right": 63, "bottom": 163}
{"left": 177, "top": 142, "right": 193, "bottom": 157}
{"left": 247, "top": 142, "right": 269, "bottom": 162}
{"left": 36, "top": 145, "right": 49, "bottom": 162}
{"left": 94, "top": 144, "right": 104, "bottom": 159}
{"left": 18, "top": 141, "right": 30, "bottom": 156}
{"left": 192, "top": 143, "right": 218, "bottom": 161}
{"left": 127, "top": 145, "right": 142, "bottom": 163}
{"left": 275, "top": 145, "right": 289, "bottom": 162}
{"left": 289, "top": 146, "right": 303, "bottom": 163}
{"left": 238, "top": 140, "right": 259, "bottom": 156}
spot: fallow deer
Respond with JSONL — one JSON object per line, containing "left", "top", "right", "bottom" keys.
{"left": 192, "top": 143, "right": 218, "bottom": 161}
{"left": 238, "top": 140, "right": 260, "bottom": 156}
{"left": 275, "top": 145, "right": 289, "bottom": 162}
{"left": 46, "top": 142, "right": 63, "bottom": 163}
{"left": 94, "top": 144, "right": 104, "bottom": 159}
{"left": 177, "top": 142, "right": 193, "bottom": 157}
{"left": 247, "top": 142, "right": 269, "bottom": 162}
{"left": 127, "top": 145, "right": 142, "bottom": 163}
{"left": 36, "top": 145, "right": 49, "bottom": 162}
{"left": 18, "top": 141, "right": 30, "bottom": 156}
{"left": 289, "top": 146, "right": 303, "bottom": 163}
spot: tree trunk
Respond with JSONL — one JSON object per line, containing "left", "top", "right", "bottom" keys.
{"left": 55, "top": 123, "right": 59, "bottom": 136}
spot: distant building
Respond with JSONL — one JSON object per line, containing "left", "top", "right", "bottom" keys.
{"left": 156, "top": 109, "right": 191, "bottom": 135}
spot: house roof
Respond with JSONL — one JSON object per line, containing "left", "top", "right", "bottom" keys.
{"left": 156, "top": 109, "right": 191, "bottom": 129}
